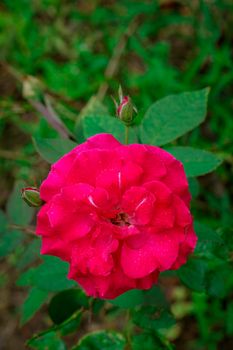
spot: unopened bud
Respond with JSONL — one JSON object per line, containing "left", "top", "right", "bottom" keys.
{"left": 117, "top": 96, "right": 134, "bottom": 125}
{"left": 114, "top": 86, "right": 137, "bottom": 126}
{"left": 21, "top": 187, "right": 43, "bottom": 207}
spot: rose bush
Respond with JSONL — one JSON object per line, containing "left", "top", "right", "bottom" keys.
{"left": 36, "top": 133, "right": 197, "bottom": 299}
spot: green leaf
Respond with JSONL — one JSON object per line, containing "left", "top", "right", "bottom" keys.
{"left": 33, "top": 256, "right": 76, "bottom": 291}
{"left": 82, "top": 115, "right": 137, "bottom": 143}
{"left": 78, "top": 95, "right": 109, "bottom": 119}
{"left": 33, "top": 137, "right": 77, "bottom": 163}
{"left": 108, "top": 289, "right": 145, "bottom": 308}
{"left": 74, "top": 93, "right": 109, "bottom": 143}
{"left": 177, "top": 259, "right": 207, "bottom": 292}
{"left": 140, "top": 88, "right": 210, "bottom": 146}
{"left": 17, "top": 267, "right": 37, "bottom": 287}
{"left": 0, "top": 229, "right": 24, "bottom": 258}
{"left": 206, "top": 263, "right": 233, "bottom": 298}
{"left": 17, "top": 239, "right": 41, "bottom": 270}
{"left": 28, "top": 331, "right": 66, "bottom": 350}
{"left": 92, "top": 299, "right": 105, "bottom": 314}
{"left": 48, "top": 289, "right": 89, "bottom": 324}
{"left": 21, "top": 287, "right": 49, "bottom": 325}
{"left": 18, "top": 256, "right": 76, "bottom": 291}
{"left": 109, "top": 286, "right": 167, "bottom": 309}
{"left": 58, "top": 310, "right": 82, "bottom": 336}
{"left": 0, "top": 209, "right": 24, "bottom": 258}
{"left": 72, "top": 330, "right": 126, "bottom": 350}
{"left": 133, "top": 306, "right": 175, "bottom": 331}
{"left": 132, "top": 332, "right": 173, "bottom": 350}
{"left": 6, "top": 181, "right": 34, "bottom": 225}
{"left": 28, "top": 310, "right": 82, "bottom": 345}
{"left": 188, "top": 177, "right": 200, "bottom": 198}
{"left": 142, "top": 286, "right": 168, "bottom": 308}
{"left": 194, "top": 222, "right": 224, "bottom": 258}
{"left": 166, "top": 147, "right": 221, "bottom": 177}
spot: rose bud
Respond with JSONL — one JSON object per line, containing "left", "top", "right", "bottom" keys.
{"left": 21, "top": 187, "right": 43, "bottom": 207}
{"left": 114, "top": 86, "right": 137, "bottom": 125}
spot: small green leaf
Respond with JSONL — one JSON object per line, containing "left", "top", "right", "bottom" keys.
{"left": 17, "top": 239, "right": 41, "bottom": 270}
{"left": 6, "top": 181, "right": 34, "bottom": 225}
{"left": 132, "top": 332, "right": 173, "bottom": 350}
{"left": 72, "top": 330, "right": 126, "bottom": 350}
{"left": 28, "top": 310, "right": 82, "bottom": 345}
{"left": 194, "top": 222, "right": 224, "bottom": 258}
{"left": 74, "top": 94, "right": 109, "bottom": 143}
{"left": 18, "top": 256, "right": 76, "bottom": 291}
{"left": 92, "top": 299, "right": 105, "bottom": 314}
{"left": 28, "top": 331, "right": 66, "bottom": 350}
{"left": 140, "top": 88, "right": 209, "bottom": 146}
{"left": 0, "top": 229, "right": 24, "bottom": 258}
{"left": 0, "top": 211, "right": 24, "bottom": 258}
{"left": 58, "top": 310, "right": 82, "bottom": 336}
{"left": 17, "top": 267, "right": 37, "bottom": 287}
{"left": 133, "top": 306, "right": 175, "bottom": 331}
{"left": 21, "top": 287, "right": 49, "bottom": 325}
{"left": 109, "top": 286, "right": 167, "bottom": 309}
{"left": 48, "top": 289, "right": 88, "bottom": 324}
{"left": 108, "top": 289, "right": 145, "bottom": 308}
{"left": 33, "top": 256, "right": 76, "bottom": 291}
{"left": 33, "top": 137, "right": 77, "bottom": 163}
{"left": 178, "top": 259, "right": 207, "bottom": 292}
{"left": 79, "top": 96, "right": 109, "bottom": 118}
{"left": 188, "top": 177, "right": 200, "bottom": 198}
{"left": 166, "top": 147, "right": 222, "bottom": 177}
{"left": 82, "top": 115, "right": 137, "bottom": 143}
{"left": 206, "top": 263, "right": 233, "bottom": 298}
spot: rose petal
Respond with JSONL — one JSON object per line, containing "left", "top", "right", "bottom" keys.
{"left": 40, "top": 152, "right": 77, "bottom": 201}
{"left": 47, "top": 194, "right": 94, "bottom": 240}
{"left": 70, "top": 230, "right": 118, "bottom": 277}
{"left": 121, "top": 186, "right": 155, "bottom": 225}
{"left": 124, "top": 144, "right": 167, "bottom": 179}
{"left": 121, "top": 230, "right": 179, "bottom": 278}
{"left": 121, "top": 234, "right": 159, "bottom": 278}
{"left": 172, "top": 225, "right": 197, "bottom": 270}
{"left": 173, "top": 195, "right": 192, "bottom": 227}
{"left": 86, "top": 133, "right": 121, "bottom": 150}
{"left": 41, "top": 236, "right": 71, "bottom": 261}
{"left": 143, "top": 181, "right": 172, "bottom": 203}
{"left": 36, "top": 203, "right": 52, "bottom": 237}
{"left": 150, "top": 204, "right": 175, "bottom": 229}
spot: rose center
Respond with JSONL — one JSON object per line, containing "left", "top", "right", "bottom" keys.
{"left": 110, "top": 212, "right": 130, "bottom": 226}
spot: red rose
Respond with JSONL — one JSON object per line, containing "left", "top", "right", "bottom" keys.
{"left": 36, "top": 134, "right": 197, "bottom": 299}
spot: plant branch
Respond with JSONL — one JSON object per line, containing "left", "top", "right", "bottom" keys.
{"left": 8, "top": 224, "right": 36, "bottom": 236}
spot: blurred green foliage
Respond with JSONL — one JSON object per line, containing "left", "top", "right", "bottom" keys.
{"left": 0, "top": 0, "right": 233, "bottom": 350}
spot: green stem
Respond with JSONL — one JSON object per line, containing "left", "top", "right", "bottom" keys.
{"left": 125, "top": 125, "right": 129, "bottom": 145}
{"left": 124, "top": 310, "right": 133, "bottom": 349}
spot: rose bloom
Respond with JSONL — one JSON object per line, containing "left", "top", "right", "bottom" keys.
{"left": 36, "top": 134, "right": 197, "bottom": 299}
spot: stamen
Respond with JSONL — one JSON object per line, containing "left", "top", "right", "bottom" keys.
{"left": 110, "top": 212, "right": 130, "bottom": 226}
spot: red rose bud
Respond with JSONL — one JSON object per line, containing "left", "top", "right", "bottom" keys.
{"left": 21, "top": 187, "right": 43, "bottom": 207}
{"left": 115, "top": 86, "right": 137, "bottom": 126}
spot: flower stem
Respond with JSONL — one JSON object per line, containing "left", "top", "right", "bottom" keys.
{"left": 125, "top": 125, "right": 129, "bottom": 145}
